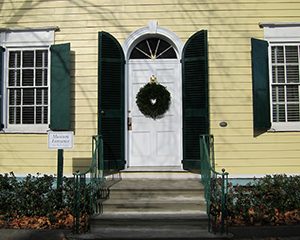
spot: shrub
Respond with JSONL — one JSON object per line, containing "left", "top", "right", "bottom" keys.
{"left": 0, "top": 172, "right": 91, "bottom": 230}
{"left": 226, "top": 174, "right": 300, "bottom": 225}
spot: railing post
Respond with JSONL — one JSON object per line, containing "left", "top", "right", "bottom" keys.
{"left": 221, "top": 169, "right": 226, "bottom": 234}
{"left": 74, "top": 173, "right": 80, "bottom": 234}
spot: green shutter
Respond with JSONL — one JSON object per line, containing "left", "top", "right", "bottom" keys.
{"left": 0, "top": 47, "right": 4, "bottom": 130}
{"left": 50, "top": 43, "right": 71, "bottom": 131}
{"left": 98, "top": 32, "right": 125, "bottom": 171}
{"left": 251, "top": 38, "right": 271, "bottom": 134}
{"left": 182, "top": 30, "right": 209, "bottom": 172}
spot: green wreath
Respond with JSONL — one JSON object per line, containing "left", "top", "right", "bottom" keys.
{"left": 136, "top": 82, "right": 171, "bottom": 119}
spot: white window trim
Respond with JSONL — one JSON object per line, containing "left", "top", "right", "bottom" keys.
{"left": 262, "top": 24, "right": 300, "bottom": 132}
{"left": 0, "top": 28, "right": 55, "bottom": 133}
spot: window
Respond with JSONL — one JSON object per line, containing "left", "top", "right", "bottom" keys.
{"left": 7, "top": 48, "right": 49, "bottom": 127}
{"left": 252, "top": 24, "right": 300, "bottom": 132}
{"left": 130, "top": 37, "right": 177, "bottom": 59}
{"left": 0, "top": 28, "right": 71, "bottom": 133}
{"left": 271, "top": 44, "right": 300, "bottom": 125}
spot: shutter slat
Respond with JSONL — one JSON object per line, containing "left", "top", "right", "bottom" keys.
{"left": 251, "top": 38, "right": 271, "bottom": 134}
{"left": 0, "top": 47, "right": 4, "bottom": 130}
{"left": 98, "top": 32, "right": 125, "bottom": 171}
{"left": 50, "top": 43, "right": 71, "bottom": 131}
{"left": 182, "top": 30, "right": 209, "bottom": 171}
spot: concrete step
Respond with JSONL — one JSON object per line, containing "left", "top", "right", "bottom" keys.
{"left": 101, "top": 202, "right": 206, "bottom": 213}
{"left": 104, "top": 179, "right": 204, "bottom": 191}
{"left": 117, "top": 166, "right": 200, "bottom": 179}
{"left": 90, "top": 212, "right": 209, "bottom": 230}
{"left": 86, "top": 177, "right": 212, "bottom": 239}
{"left": 70, "top": 228, "right": 229, "bottom": 240}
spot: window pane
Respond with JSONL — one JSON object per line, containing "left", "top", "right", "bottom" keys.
{"left": 272, "top": 86, "right": 285, "bottom": 102}
{"left": 9, "top": 89, "right": 21, "bottom": 105}
{"left": 286, "top": 85, "right": 299, "bottom": 102}
{"left": 272, "top": 104, "right": 286, "bottom": 122}
{"left": 287, "top": 104, "right": 300, "bottom": 121}
{"left": 23, "top": 89, "right": 34, "bottom": 105}
{"left": 36, "top": 50, "right": 48, "bottom": 67}
{"left": 272, "top": 66, "right": 285, "bottom": 83}
{"left": 36, "top": 106, "right": 47, "bottom": 124}
{"left": 286, "top": 65, "right": 299, "bottom": 83}
{"left": 22, "top": 51, "right": 34, "bottom": 67}
{"left": 36, "top": 107, "right": 42, "bottom": 124}
{"left": 9, "top": 70, "right": 20, "bottom": 86}
{"left": 272, "top": 46, "right": 284, "bottom": 63}
{"left": 9, "top": 51, "right": 21, "bottom": 68}
{"left": 36, "top": 88, "right": 48, "bottom": 105}
{"left": 22, "top": 107, "right": 34, "bottom": 124}
{"left": 22, "top": 69, "right": 34, "bottom": 86}
{"left": 286, "top": 46, "right": 298, "bottom": 63}
{"left": 35, "top": 69, "right": 47, "bottom": 86}
{"left": 9, "top": 107, "right": 21, "bottom": 124}
{"left": 44, "top": 106, "right": 48, "bottom": 123}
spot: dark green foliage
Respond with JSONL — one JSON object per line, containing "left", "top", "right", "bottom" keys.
{"left": 226, "top": 174, "right": 300, "bottom": 225}
{"left": 0, "top": 172, "right": 88, "bottom": 221}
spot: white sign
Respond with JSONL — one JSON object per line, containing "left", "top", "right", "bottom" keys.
{"left": 48, "top": 131, "right": 74, "bottom": 149}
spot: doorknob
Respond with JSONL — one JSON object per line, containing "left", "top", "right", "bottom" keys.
{"left": 101, "top": 110, "right": 105, "bottom": 115}
{"left": 128, "top": 117, "right": 132, "bottom": 131}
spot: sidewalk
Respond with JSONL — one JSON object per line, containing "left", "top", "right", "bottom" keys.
{"left": 229, "top": 225, "right": 300, "bottom": 239}
{"left": 0, "top": 229, "right": 70, "bottom": 240}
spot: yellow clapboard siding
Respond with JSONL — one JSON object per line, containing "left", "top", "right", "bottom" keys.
{"left": 75, "top": 123, "right": 97, "bottom": 130}
{"left": 210, "top": 82, "right": 252, "bottom": 90}
{"left": 215, "top": 150, "right": 300, "bottom": 159}
{"left": 1, "top": 166, "right": 76, "bottom": 176}
{"left": 210, "top": 89, "right": 251, "bottom": 98}
{"left": 72, "top": 106, "right": 97, "bottom": 114}
{"left": 215, "top": 142, "right": 300, "bottom": 152}
{"left": 210, "top": 98, "right": 251, "bottom": 106}
{"left": 73, "top": 98, "right": 97, "bottom": 107}
{"left": 73, "top": 91, "right": 97, "bottom": 99}
{"left": 2, "top": 0, "right": 300, "bottom": 176}
{"left": 74, "top": 83, "right": 97, "bottom": 92}
{"left": 217, "top": 166, "right": 299, "bottom": 175}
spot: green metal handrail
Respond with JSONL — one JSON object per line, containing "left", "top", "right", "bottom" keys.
{"left": 73, "top": 135, "right": 104, "bottom": 233}
{"left": 200, "top": 134, "right": 229, "bottom": 234}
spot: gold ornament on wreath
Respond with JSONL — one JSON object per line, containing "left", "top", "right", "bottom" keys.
{"left": 136, "top": 75, "right": 171, "bottom": 119}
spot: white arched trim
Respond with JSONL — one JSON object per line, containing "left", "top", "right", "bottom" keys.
{"left": 123, "top": 21, "right": 183, "bottom": 60}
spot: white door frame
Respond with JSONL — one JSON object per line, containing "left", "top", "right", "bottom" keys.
{"left": 123, "top": 21, "right": 183, "bottom": 168}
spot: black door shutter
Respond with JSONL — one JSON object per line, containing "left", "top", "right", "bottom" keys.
{"left": 251, "top": 38, "right": 271, "bottom": 135}
{"left": 182, "top": 30, "right": 209, "bottom": 171}
{"left": 0, "top": 47, "right": 4, "bottom": 130}
{"left": 50, "top": 43, "right": 71, "bottom": 130}
{"left": 98, "top": 32, "right": 125, "bottom": 171}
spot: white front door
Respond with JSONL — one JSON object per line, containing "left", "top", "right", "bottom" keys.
{"left": 128, "top": 59, "right": 182, "bottom": 167}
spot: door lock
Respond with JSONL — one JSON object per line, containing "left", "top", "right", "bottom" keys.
{"left": 128, "top": 117, "right": 132, "bottom": 131}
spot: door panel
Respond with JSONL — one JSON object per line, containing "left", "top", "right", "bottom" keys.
{"left": 128, "top": 60, "right": 182, "bottom": 167}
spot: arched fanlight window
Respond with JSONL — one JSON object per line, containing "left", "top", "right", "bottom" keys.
{"left": 130, "top": 37, "right": 177, "bottom": 59}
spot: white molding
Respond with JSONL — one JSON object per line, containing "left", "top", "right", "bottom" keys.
{"left": 123, "top": 21, "right": 183, "bottom": 60}
{"left": 259, "top": 22, "right": 300, "bottom": 28}
{"left": 0, "top": 26, "right": 59, "bottom": 32}
{"left": 269, "top": 122, "right": 300, "bottom": 132}
{"left": 262, "top": 24, "right": 300, "bottom": 42}
{"left": 123, "top": 21, "right": 183, "bottom": 169}
{"left": 0, "top": 28, "right": 55, "bottom": 47}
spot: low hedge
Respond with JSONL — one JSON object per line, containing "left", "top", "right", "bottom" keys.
{"left": 0, "top": 172, "right": 90, "bottom": 230}
{"left": 226, "top": 174, "right": 300, "bottom": 225}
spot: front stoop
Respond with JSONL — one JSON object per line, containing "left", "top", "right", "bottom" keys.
{"left": 69, "top": 178, "right": 230, "bottom": 239}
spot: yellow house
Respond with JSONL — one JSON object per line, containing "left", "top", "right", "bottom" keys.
{"left": 1, "top": 0, "right": 300, "bottom": 179}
